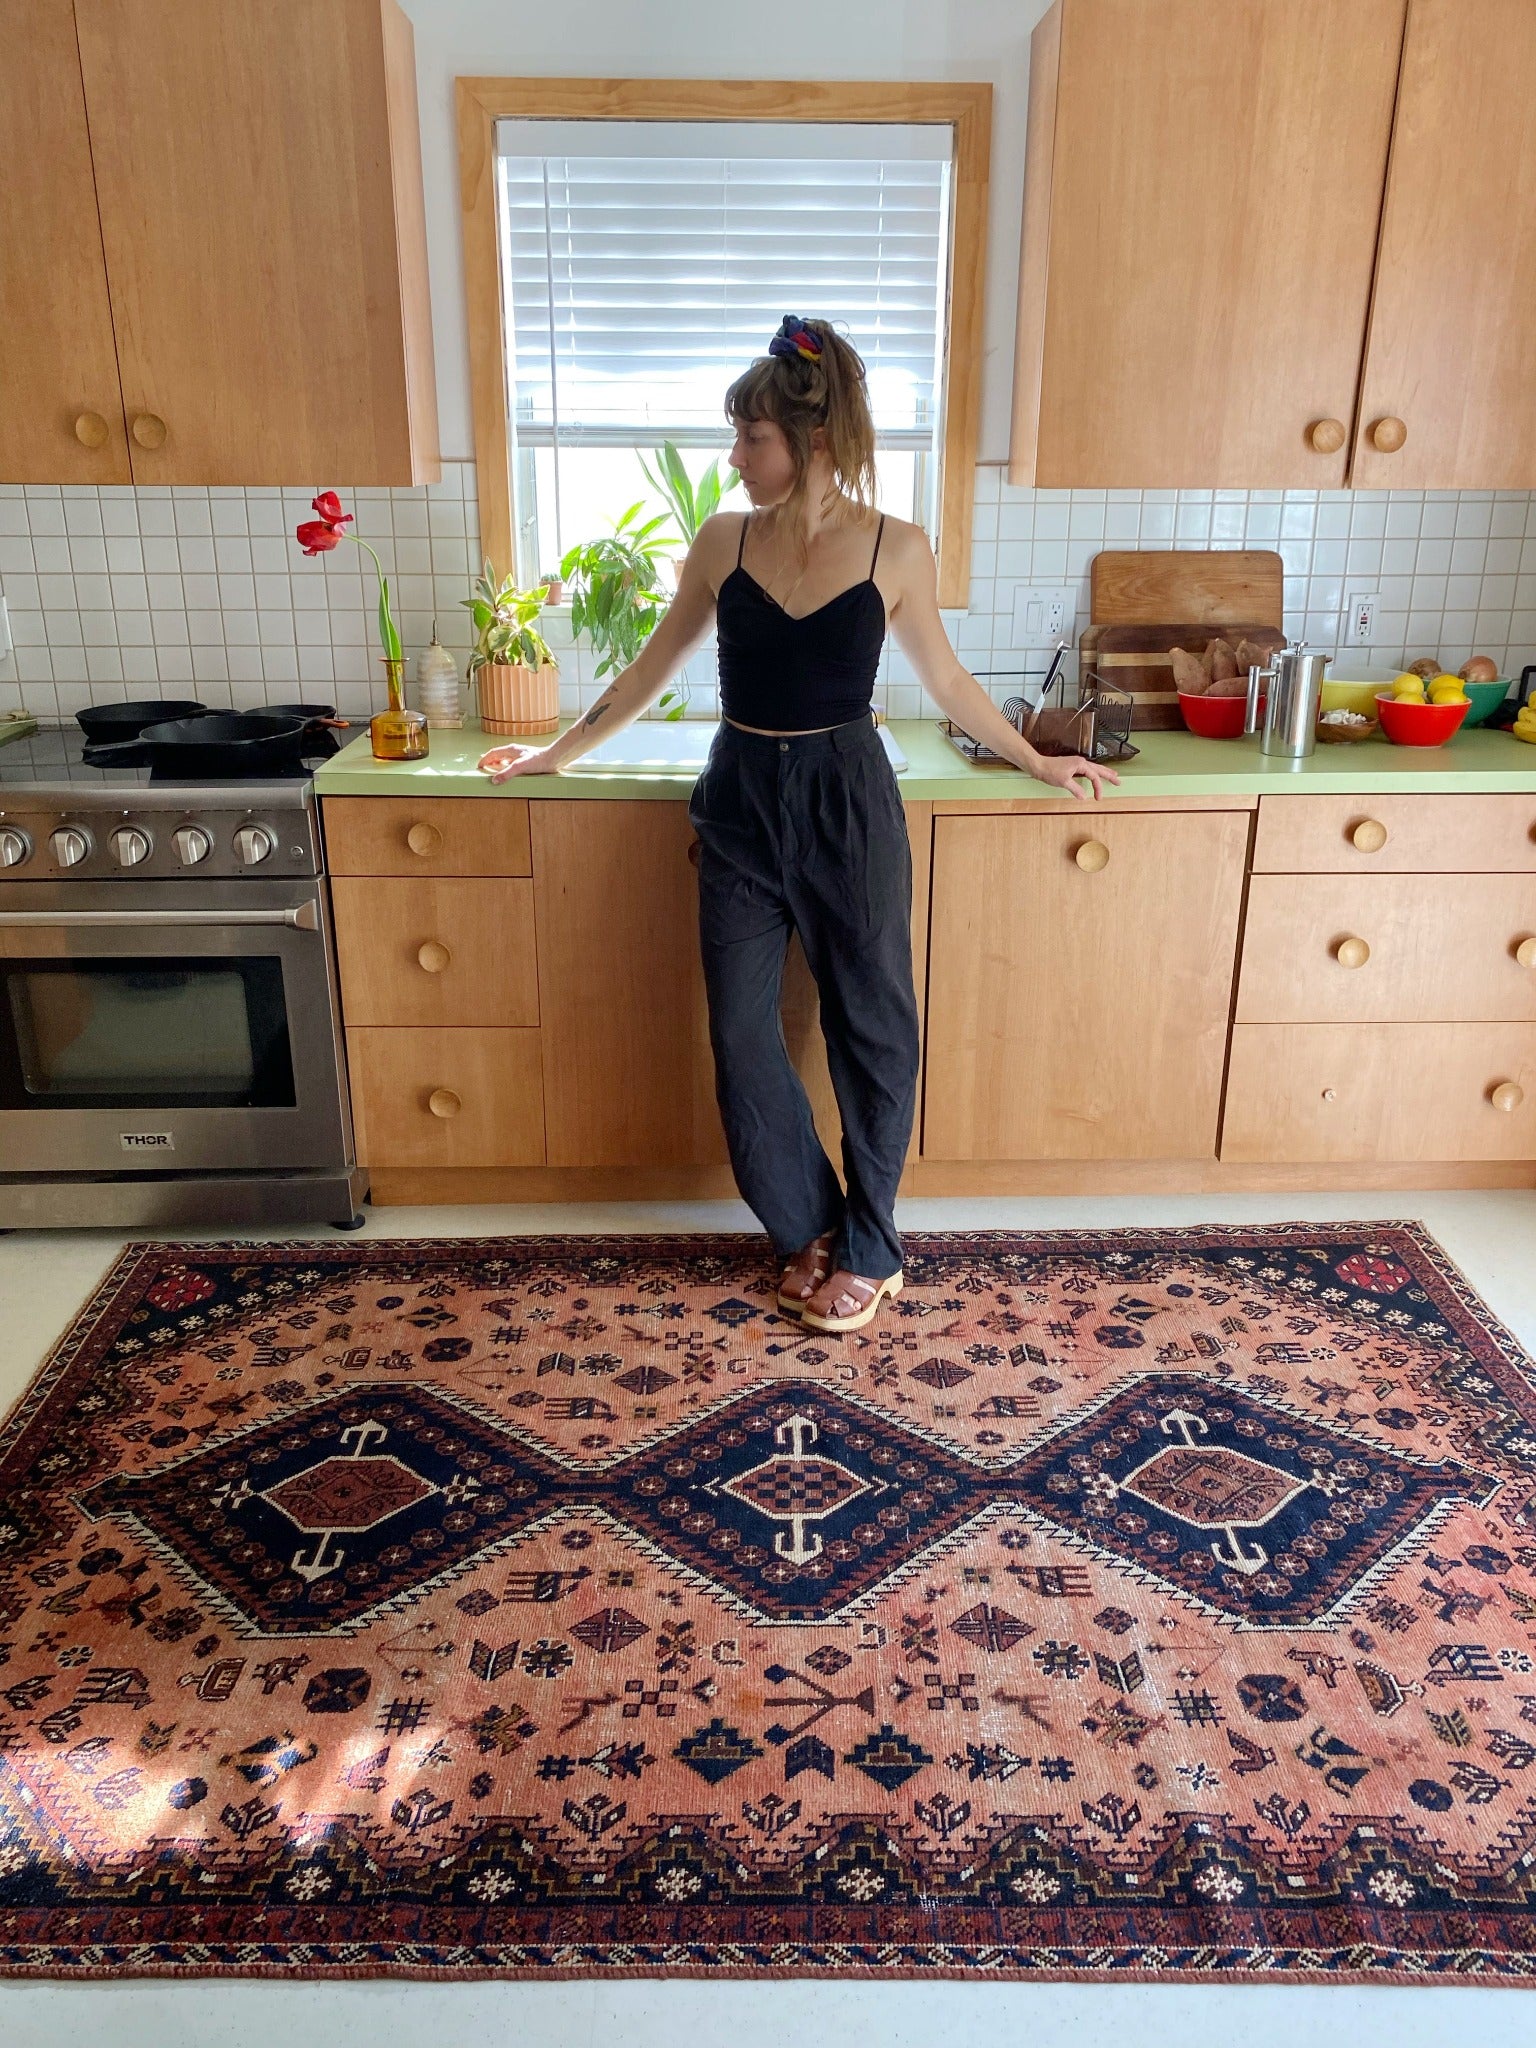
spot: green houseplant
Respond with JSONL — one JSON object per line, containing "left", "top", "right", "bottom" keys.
{"left": 462, "top": 562, "right": 559, "bottom": 736}
{"left": 638, "top": 441, "right": 739, "bottom": 545}
{"left": 560, "top": 500, "right": 682, "bottom": 715}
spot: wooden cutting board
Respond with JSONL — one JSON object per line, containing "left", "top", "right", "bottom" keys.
{"left": 1090, "top": 549, "right": 1284, "bottom": 627}
{"left": 1084, "top": 622, "right": 1286, "bottom": 730}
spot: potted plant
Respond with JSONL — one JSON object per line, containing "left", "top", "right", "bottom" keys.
{"left": 638, "top": 440, "right": 739, "bottom": 548}
{"left": 560, "top": 500, "right": 681, "bottom": 716}
{"left": 462, "top": 562, "right": 559, "bottom": 735}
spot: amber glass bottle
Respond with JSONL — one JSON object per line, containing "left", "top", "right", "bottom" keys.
{"left": 370, "top": 656, "right": 429, "bottom": 761}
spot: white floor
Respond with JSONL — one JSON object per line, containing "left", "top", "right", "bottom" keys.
{"left": 3, "top": 1187, "right": 1534, "bottom": 2047}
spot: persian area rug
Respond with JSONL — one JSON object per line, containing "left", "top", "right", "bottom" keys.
{"left": 2, "top": 1224, "right": 1536, "bottom": 1984}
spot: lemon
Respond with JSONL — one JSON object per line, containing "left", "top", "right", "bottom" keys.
{"left": 1430, "top": 684, "right": 1468, "bottom": 704}
{"left": 1430, "top": 673, "right": 1465, "bottom": 693}
{"left": 1393, "top": 682, "right": 1426, "bottom": 701}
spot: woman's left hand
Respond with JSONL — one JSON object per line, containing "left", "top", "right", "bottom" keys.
{"left": 1026, "top": 752, "right": 1121, "bottom": 800}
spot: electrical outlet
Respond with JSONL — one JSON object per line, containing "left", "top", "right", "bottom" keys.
{"left": 1346, "top": 592, "right": 1378, "bottom": 645}
{"left": 1012, "top": 586, "right": 1075, "bottom": 646}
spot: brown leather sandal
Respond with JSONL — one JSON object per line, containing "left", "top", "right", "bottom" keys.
{"left": 799, "top": 1268, "right": 904, "bottom": 1334}
{"left": 776, "top": 1229, "right": 837, "bottom": 1314}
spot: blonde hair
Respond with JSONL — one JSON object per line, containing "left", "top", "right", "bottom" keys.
{"left": 723, "top": 318, "right": 878, "bottom": 565}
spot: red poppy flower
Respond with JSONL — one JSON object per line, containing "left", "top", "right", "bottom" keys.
{"left": 311, "top": 491, "right": 353, "bottom": 528}
{"left": 296, "top": 518, "right": 344, "bottom": 555}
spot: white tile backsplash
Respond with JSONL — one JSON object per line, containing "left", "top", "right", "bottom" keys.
{"left": 1, "top": 462, "right": 1534, "bottom": 728}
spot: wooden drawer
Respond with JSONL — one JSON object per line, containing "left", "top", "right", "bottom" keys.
{"left": 346, "top": 1027, "right": 545, "bottom": 1167}
{"left": 1221, "top": 1022, "right": 1536, "bottom": 1162}
{"left": 1254, "top": 794, "right": 1536, "bottom": 873}
{"left": 1238, "top": 874, "right": 1536, "bottom": 1022}
{"left": 323, "top": 796, "right": 531, "bottom": 877}
{"left": 331, "top": 878, "right": 539, "bottom": 1028}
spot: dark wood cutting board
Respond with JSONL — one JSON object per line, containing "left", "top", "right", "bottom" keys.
{"left": 1083, "top": 622, "right": 1286, "bottom": 730}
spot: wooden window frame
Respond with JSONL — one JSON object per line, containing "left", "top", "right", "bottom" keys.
{"left": 455, "top": 76, "right": 992, "bottom": 610}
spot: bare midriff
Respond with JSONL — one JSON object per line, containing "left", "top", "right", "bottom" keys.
{"left": 723, "top": 718, "right": 841, "bottom": 737}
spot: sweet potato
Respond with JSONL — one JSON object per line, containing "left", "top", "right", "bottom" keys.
{"left": 1170, "top": 647, "right": 1209, "bottom": 695}
{"left": 1207, "top": 637, "right": 1238, "bottom": 682}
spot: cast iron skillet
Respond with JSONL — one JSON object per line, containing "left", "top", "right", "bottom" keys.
{"left": 75, "top": 698, "right": 206, "bottom": 742}
{"left": 264, "top": 702, "right": 351, "bottom": 759}
{"left": 81, "top": 711, "right": 311, "bottom": 777}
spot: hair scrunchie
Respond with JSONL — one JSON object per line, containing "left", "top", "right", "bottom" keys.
{"left": 767, "top": 315, "right": 823, "bottom": 363}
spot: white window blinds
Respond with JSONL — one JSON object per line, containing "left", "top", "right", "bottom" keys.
{"left": 495, "top": 119, "right": 953, "bottom": 448}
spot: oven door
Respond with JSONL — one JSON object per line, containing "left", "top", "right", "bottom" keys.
{"left": 0, "top": 879, "right": 351, "bottom": 1173}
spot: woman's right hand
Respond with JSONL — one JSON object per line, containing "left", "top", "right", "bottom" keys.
{"left": 477, "top": 741, "right": 564, "bottom": 784}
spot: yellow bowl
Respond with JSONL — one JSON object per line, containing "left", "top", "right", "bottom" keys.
{"left": 1320, "top": 679, "right": 1389, "bottom": 718}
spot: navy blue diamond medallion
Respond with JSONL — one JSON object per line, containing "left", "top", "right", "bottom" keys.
{"left": 79, "top": 1374, "right": 1496, "bottom": 1633}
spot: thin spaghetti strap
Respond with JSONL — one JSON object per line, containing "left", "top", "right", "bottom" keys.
{"left": 736, "top": 512, "right": 750, "bottom": 569}
{"left": 869, "top": 512, "right": 886, "bottom": 575}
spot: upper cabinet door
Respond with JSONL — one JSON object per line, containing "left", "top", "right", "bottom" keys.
{"left": 0, "top": 1, "right": 129, "bottom": 484}
{"left": 72, "top": 0, "right": 438, "bottom": 487}
{"left": 1010, "top": 0, "right": 1406, "bottom": 489}
{"left": 1352, "top": 0, "right": 1536, "bottom": 488}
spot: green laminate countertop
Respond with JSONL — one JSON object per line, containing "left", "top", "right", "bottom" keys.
{"left": 313, "top": 716, "right": 1536, "bottom": 803}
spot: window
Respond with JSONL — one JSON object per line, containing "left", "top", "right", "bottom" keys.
{"left": 497, "top": 121, "right": 951, "bottom": 584}
{"left": 456, "top": 81, "right": 992, "bottom": 608}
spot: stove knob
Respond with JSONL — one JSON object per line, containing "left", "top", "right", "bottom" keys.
{"left": 233, "top": 823, "right": 276, "bottom": 868}
{"left": 50, "top": 825, "right": 93, "bottom": 868}
{"left": 0, "top": 826, "right": 32, "bottom": 869}
{"left": 172, "top": 824, "right": 213, "bottom": 866}
{"left": 110, "top": 825, "right": 153, "bottom": 868}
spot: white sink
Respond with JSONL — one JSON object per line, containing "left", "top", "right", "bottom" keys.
{"left": 565, "top": 718, "right": 907, "bottom": 774}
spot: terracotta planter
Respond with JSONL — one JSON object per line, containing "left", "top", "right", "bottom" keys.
{"left": 476, "top": 660, "right": 559, "bottom": 735}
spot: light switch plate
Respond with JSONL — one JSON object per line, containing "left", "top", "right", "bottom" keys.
{"left": 1012, "top": 585, "right": 1075, "bottom": 646}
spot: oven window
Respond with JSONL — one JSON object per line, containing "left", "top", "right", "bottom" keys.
{"left": 0, "top": 958, "right": 296, "bottom": 1110}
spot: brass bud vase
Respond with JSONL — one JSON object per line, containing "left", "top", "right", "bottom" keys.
{"left": 370, "top": 655, "right": 429, "bottom": 761}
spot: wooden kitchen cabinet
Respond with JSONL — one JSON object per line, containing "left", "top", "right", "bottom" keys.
{"left": 0, "top": 1, "right": 129, "bottom": 484}
{"left": 330, "top": 877, "right": 540, "bottom": 1028}
{"left": 1222, "top": 1022, "right": 1536, "bottom": 1162}
{"left": 26, "top": 0, "right": 440, "bottom": 487}
{"left": 923, "top": 810, "right": 1248, "bottom": 1159}
{"left": 1351, "top": 0, "right": 1536, "bottom": 488}
{"left": 1009, "top": 0, "right": 1406, "bottom": 488}
{"left": 346, "top": 1026, "right": 545, "bottom": 1168}
{"left": 1237, "top": 874, "right": 1536, "bottom": 1023}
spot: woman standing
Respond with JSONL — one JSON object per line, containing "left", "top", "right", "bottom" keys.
{"left": 479, "top": 316, "right": 1118, "bottom": 1334}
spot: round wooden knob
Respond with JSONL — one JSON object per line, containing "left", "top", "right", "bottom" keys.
{"left": 1335, "top": 936, "right": 1371, "bottom": 969}
{"left": 687, "top": 839, "right": 701, "bottom": 868}
{"left": 130, "top": 412, "right": 167, "bottom": 450}
{"left": 73, "top": 411, "right": 109, "bottom": 449}
{"left": 1370, "top": 416, "right": 1407, "bottom": 454}
{"left": 1307, "top": 418, "right": 1346, "bottom": 454}
{"left": 405, "top": 821, "right": 442, "bottom": 857}
{"left": 417, "top": 939, "right": 451, "bottom": 974}
{"left": 1074, "top": 839, "right": 1110, "bottom": 873}
{"left": 1351, "top": 818, "right": 1388, "bottom": 853}
{"left": 1516, "top": 937, "right": 1536, "bottom": 968}
{"left": 428, "top": 1088, "right": 462, "bottom": 1119}
{"left": 1491, "top": 1081, "right": 1524, "bottom": 1113}
{"left": 1321, "top": 1088, "right": 1337, "bottom": 1102}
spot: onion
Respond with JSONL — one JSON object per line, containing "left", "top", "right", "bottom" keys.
{"left": 1408, "top": 656, "right": 1441, "bottom": 679}
{"left": 1460, "top": 655, "right": 1499, "bottom": 682}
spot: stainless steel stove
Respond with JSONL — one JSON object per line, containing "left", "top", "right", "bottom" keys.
{"left": 0, "top": 724, "right": 366, "bottom": 1229}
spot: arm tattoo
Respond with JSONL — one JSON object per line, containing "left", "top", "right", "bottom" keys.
{"left": 581, "top": 696, "right": 616, "bottom": 732}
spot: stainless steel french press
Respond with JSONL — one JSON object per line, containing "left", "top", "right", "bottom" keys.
{"left": 1244, "top": 640, "right": 1332, "bottom": 759}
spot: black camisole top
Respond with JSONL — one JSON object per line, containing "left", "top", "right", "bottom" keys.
{"left": 715, "top": 510, "right": 887, "bottom": 730}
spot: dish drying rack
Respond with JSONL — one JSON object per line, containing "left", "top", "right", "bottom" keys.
{"left": 941, "top": 642, "right": 1139, "bottom": 765}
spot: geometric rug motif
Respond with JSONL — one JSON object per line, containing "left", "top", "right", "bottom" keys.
{"left": 1, "top": 1223, "right": 1534, "bottom": 1982}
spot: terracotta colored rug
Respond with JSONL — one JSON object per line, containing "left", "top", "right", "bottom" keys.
{"left": 2, "top": 1224, "right": 1536, "bottom": 1983}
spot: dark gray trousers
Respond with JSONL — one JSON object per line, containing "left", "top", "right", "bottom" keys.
{"left": 686, "top": 712, "right": 921, "bottom": 1284}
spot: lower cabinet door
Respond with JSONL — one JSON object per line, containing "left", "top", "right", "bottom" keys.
{"left": 1221, "top": 1021, "right": 1536, "bottom": 1161}
{"left": 346, "top": 1027, "right": 545, "bottom": 1167}
{"left": 923, "top": 810, "right": 1249, "bottom": 1158}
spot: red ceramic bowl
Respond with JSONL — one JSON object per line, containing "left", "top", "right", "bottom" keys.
{"left": 1373, "top": 692, "right": 1471, "bottom": 747}
{"left": 1178, "top": 689, "right": 1261, "bottom": 739}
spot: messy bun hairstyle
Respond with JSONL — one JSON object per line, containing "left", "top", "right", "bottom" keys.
{"left": 724, "top": 317, "right": 878, "bottom": 566}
